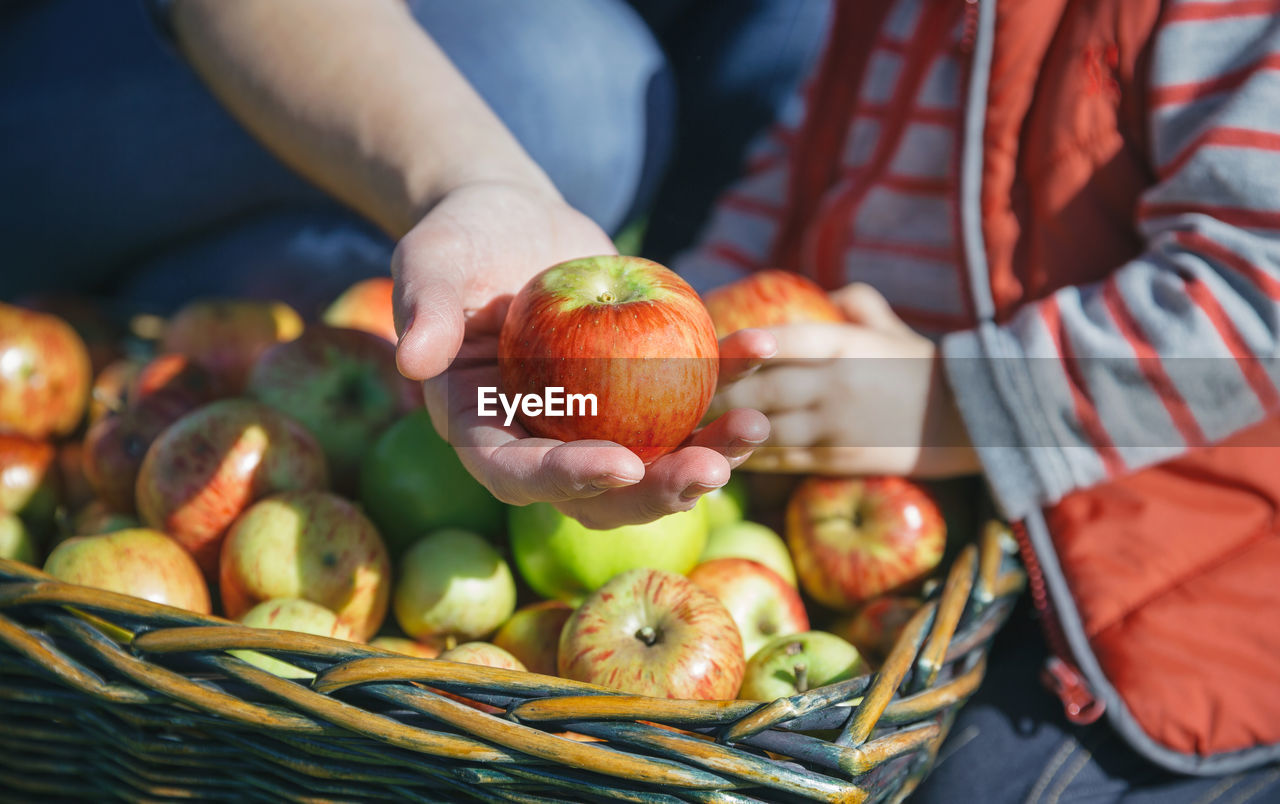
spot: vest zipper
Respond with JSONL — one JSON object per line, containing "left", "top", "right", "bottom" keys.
{"left": 1010, "top": 520, "right": 1106, "bottom": 725}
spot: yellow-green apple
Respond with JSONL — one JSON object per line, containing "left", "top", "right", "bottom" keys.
{"left": 440, "top": 642, "right": 527, "bottom": 671}
{"left": 322, "top": 277, "right": 396, "bottom": 343}
{"left": 135, "top": 399, "right": 328, "bottom": 575}
{"left": 0, "top": 512, "right": 38, "bottom": 564}
{"left": 161, "top": 299, "right": 303, "bottom": 393}
{"left": 360, "top": 409, "right": 505, "bottom": 554}
{"left": 42, "top": 528, "right": 210, "bottom": 614}
{"left": 0, "top": 434, "right": 59, "bottom": 532}
{"left": 829, "top": 595, "right": 922, "bottom": 666}
{"left": 369, "top": 636, "right": 445, "bottom": 659}
{"left": 739, "top": 631, "right": 865, "bottom": 700}
{"left": 698, "top": 473, "right": 748, "bottom": 532}
{"left": 509, "top": 502, "right": 708, "bottom": 604}
{"left": 702, "top": 270, "right": 844, "bottom": 339}
{"left": 498, "top": 255, "right": 719, "bottom": 464}
{"left": 246, "top": 325, "right": 418, "bottom": 491}
{"left": 0, "top": 302, "right": 92, "bottom": 439}
{"left": 219, "top": 490, "right": 391, "bottom": 641}
{"left": 235, "top": 598, "right": 355, "bottom": 678}
{"left": 699, "top": 520, "right": 797, "bottom": 587}
{"left": 492, "top": 600, "right": 573, "bottom": 676}
{"left": 559, "top": 568, "right": 745, "bottom": 699}
{"left": 786, "top": 476, "right": 945, "bottom": 611}
{"left": 687, "top": 558, "right": 809, "bottom": 660}
{"left": 393, "top": 529, "right": 516, "bottom": 642}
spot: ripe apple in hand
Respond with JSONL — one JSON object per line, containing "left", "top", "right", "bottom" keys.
{"left": 498, "top": 255, "right": 719, "bottom": 463}
{"left": 559, "top": 568, "right": 744, "bottom": 699}
{"left": 492, "top": 600, "right": 573, "bottom": 676}
{"left": 135, "top": 399, "right": 329, "bottom": 575}
{"left": 247, "top": 325, "right": 418, "bottom": 490}
{"left": 440, "top": 642, "right": 527, "bottom": 671}
{"left": 699, "top": 520, "right": 797, "bottom": 587}
{"left": 739, "top": 631, "right": 865, "bottom": 700}
{"left": 323, "top": 277, "right": 397, "bottom": 343}
{"left": 687, "top": 558, "right": 809, "bottom": 660}
{"left": 236, "top": 597, "right": 355, "bottom": 678}
{"left": 393, "top": 529, "right": 516, "bottom": 642}
{"left": 509, "top": 502, "right": 707, "bottom": 604}
{"left": 829, "top": 595, "right": 922, "bottom": 665}
{"left": 219, "top": 491, "right": 391, "bottom": 642}
{"left": 43, "top": 528, "right": 211, "bottom": 614}
{"left": 0, "top": 302, "right": 92, "bottom": 439}
{"left": 786, "top": 476, "right": 944, "bottom": 611}
{"left": 161, "top": 298, "right": 303, "bottom": 393}
{"left": 360, "top": 410, "right": 505, "bottom": 554}
{"left": 702, "top": 270, "right": 844, "bottom": 338}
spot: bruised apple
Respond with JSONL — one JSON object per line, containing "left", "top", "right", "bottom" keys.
{"left": 702, "top": 270, "right": 844, "bottom": 338}
{"left": 135, "top": 399, "right": 328, "bottom": 574}
{"left": 498, "top": 255, "right": 718, "bottom": 463}
{"left": 0, "top": 302, "right": 92, "bottom": 439}
{"left": 43, "top": 528, "right": 211, "bottom": 614}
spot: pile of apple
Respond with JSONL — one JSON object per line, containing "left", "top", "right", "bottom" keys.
{"left": 0, "top": 259, "right": 946, "bottom": 701}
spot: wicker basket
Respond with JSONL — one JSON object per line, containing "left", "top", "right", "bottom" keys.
{"left": 0, "top": 522, "right": 1023, "bottom": 803}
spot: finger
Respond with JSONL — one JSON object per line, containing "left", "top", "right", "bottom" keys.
{"left": 555, "top": 446, "right": 731, "bottom": 529}
{"left": 830, "top": 282, "right": 912, "bottom": 334}
{"left": 477, "top": 439, "right": 646, "bottom": 506}
{"left": 763, "top": 409, "right": 828, "bottom": 451}
{"left": 713, "top": 363, "right": 830, "bottom": 415}
{"left": 393, "top": 272, "right": 466, "bottom": 381}
{"left": 685, "top": 408, "right": 771, "bottom": 469}
{"left": 717, "top": 328, "right": 778, "bottom": 387}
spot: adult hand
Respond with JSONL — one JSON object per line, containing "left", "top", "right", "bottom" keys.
{"left": 711, "top": 283, "right": 979, "bottom": 477}
{"left": 393, "top": 181, "right": 773, "bottom": 529}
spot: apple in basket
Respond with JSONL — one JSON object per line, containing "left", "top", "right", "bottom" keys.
{"left": 161, "top": 298, "right": 303, "bottom": 393}
{"left": 497, "top": 255, "right": 719, "bottom": 464}
{"left": 323, "top": 276, "right": 397, "bottom": 343}
{"left": 0, "top": 301, "right": 92, "bottom": 440}
{"left": 219, "top": 490, "right": 391, "bottom": 642}
{"left": 739, "top": 631, "right": 865, "bottom": 700}
{"left": 135, "top": 398, "right": 329, "bottom": 575}
{"left": 440, "top": 642, "right": 527, "bottom": 671}
{"left": 687, "top": 557, "right": 809, "bottom": 661}
{"left": 830, "top": 595, "right": 923, "bottom": 665}
{"left": 492, "top": 600, "right": 573, "bottom": 677}
{"left": 234, "top": 598, "right": 355, "bottom": 678}
{"left": 701, "top": 269, "right": 844, "bottom": 338}
{"left": 42, "top": 527, "right": 211, "bottom": 614}
{"left": 0, "top": 513, "right": 39, "bottom": 564}
{"left": 393, "top": 529, "right": 516, "bottom": 643}
{"left": 786, "top": 475, "right": 945, "bottom": 611}
{"left": 0, "top": 434, "right": 60, "bottom": 532}
{"left": 699, "top": 518, "right": 797, "bottom": 587}
{"left": 558, "top": 568, "right": 745, "bottom": 699}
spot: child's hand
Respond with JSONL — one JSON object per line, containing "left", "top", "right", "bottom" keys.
{"left": 711, "top": 284, "right": 981, "bottom": 478}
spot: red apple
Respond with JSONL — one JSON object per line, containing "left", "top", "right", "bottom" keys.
{"left": 492, "top": 600, "right": 573, "bottom": 677}
{"left": 440, "top": 642, "right": 527, "bottom": 671}
{"left": 829, "top": 595, "right": 922, "bottom": 665}
{"left": 0, "top": 434, "right": 59, "bottom": 530}
{"left": 246, "top": 325, "right": 418, "bottom": 490}
{"left": 0, "top": 302, "right": 92, "bottom": 439}
{"left": 558, "top": 568, "right": 745, "bottom": 699}
{"left": 323, "top": 277, "right": 397, "bottom": 343}
{"left": 43, "top": 527, "right": 211, "bottom": 614}
{"left": 161, "top": 299, "right": 303, "bottom": 393}
{"left": 135, "top": 398, "right": 329, "bottom": 574}
{"left": 220, "top": 490, "right": 391, "bottom": 641}
{"left": 702, "top": 270, "right": 844, "bottom": 338}
{"left": 498, "top": 255, "right": 718, "bottom": 464}
{"left": 786, "top": 476, "right": 945, "bottom": 611}
{"left": 687, "top": 558, "right": 809, "bottom": 661}
{"left": 130, "top": 352, "right": 222, "bottom": 410}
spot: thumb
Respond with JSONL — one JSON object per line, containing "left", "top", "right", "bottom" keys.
{"left": 394, "top": 272, "right": 466, "bottom": 381}
{"left": 830, "top": 282, "right": 911, "bottom": 334}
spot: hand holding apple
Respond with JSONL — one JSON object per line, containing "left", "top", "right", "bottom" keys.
{"left": 703, "top": 269, "right": 844, "bottom": 338}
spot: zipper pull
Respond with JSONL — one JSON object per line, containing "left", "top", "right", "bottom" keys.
{"left": 1042, "top": 655, "right": 1106, "bottom": 725}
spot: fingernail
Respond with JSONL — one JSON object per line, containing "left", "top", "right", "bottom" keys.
{"left": 590, "top": 473, "right": 641, "bottom": 491}
{"left": 727, "top": 437, "right": 767, "bottom": 459}
{"left": 680, "top": 482, "right": 724, "bottom": 502}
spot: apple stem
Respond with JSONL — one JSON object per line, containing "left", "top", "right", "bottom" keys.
{"left": 597, "top": 291, "right": 616, "bottom": 304}
{"left": 635, "top": 625, "right": 658, "bottom": 646}
{"left": 794, "top": 663, "right": 809, "bottom": 694}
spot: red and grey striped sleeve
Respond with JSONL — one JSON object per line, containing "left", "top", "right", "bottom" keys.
{"left": 943, "top": 1, "right": 1280, "bottom": 518}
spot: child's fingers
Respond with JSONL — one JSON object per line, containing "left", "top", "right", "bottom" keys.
{"left": 717, "top": 328, "right": 777, "bottom": 387}
{"left": 830, "top": 282, "right": 912, "bottom": 334}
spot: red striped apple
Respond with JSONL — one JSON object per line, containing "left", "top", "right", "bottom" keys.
{"left": 0, "top": 302, "right": 92, "bottom": 439}
{"left": 687, "top": 557, "right": 809, "bottom": 660}
{"left": 498, "top": 255, "right": 718, "bottom": 463}
{"left": 43, "top": 527, "right": 211, "bottom": 614}
{"left": 702, "top": 270, "right": 844, "bottom": 338}
{"left": 558, "top": 568, "right": 745, "bottom": 699}
{"left": 440, "top": 642, "right": 527, "bottom": 671}
{"left": 786, "top": 476, "right": 945, "bottom": 611}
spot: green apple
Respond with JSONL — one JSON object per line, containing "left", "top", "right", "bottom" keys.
{"left": 700, "top": 520, "right": 797, "bottom": 587}
{"left": 740, "top": 631, "right": 865, "bottom": 700}
{"left": 698, "top": 473, "right": 748, "bottom": 531}
{"left": 0, "top": 512, "right": 38, "bottom": 564}
{"left": 235, "top": 597, "right": 355, "bottom": 678}
{"left": 360, "top": 410, "right": 505, "bottom": 555}
{"left": 393, "top": 529, "right": 516, "bottom": 642}
{"left": 509, "top": 502, "right": 708, "bottom": 604}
